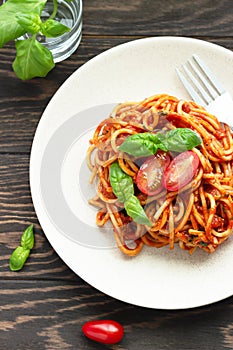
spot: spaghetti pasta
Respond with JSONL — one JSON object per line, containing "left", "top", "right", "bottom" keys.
{"left": 87, "top": 93, "right": 233, "bottom": 256}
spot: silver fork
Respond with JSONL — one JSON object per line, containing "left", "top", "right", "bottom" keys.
{"left": 176, "top": 54, "right": 233, "bottom": 126}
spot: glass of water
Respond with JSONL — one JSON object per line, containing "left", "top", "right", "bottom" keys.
{"left": 37, "top": 0, "right": 83, "bottom": 62}
{"left": 2, "top": 0, "right": 83, "bottom": 62}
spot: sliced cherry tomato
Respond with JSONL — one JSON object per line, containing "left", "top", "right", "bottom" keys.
{"left": 82, "top": 320, "right": 124, "bottom": 344}
{"left": 162, "top": 151, "right": 200, "bottom": 191}
{"left": 136, "top": 152, "right": 170, "bottom": 196}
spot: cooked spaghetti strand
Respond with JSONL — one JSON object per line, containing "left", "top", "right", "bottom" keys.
{"left": 87, "top": 93, "right": 233, "bottom": 256}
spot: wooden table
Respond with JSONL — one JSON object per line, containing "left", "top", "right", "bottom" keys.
{"left": 1, "top": 0, "right": 233, "bottom": 349}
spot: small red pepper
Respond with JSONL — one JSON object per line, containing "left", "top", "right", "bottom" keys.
{"left": 82, "top": 319, "right": 124, "bottom": 344}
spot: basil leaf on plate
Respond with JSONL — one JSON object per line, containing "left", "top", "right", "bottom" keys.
{"left": 165, "top": 128, "right": 202, "bottom": 152}
{"left": 119, "top": 128, "right": 202, "bottom": 157}
{"left": 110, "top": 162, "right": 134, "bottom": 202}
{"left": 109, "top": 162, "right": 152, "bottom": 226}
{"left": 119, "top": 132, "right": 168, "bottom": 157}
{"left": 125, "top": 195, "right": 152, "bottom": 226}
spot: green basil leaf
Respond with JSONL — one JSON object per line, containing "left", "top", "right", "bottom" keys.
{"left": 125, "top": 195, "right": 152, "bottom": 226}
{"left": 2, "top": 0, "right": 47, "bottom": 14}
{"left": 16, "top": 13, "right": 42, "bottom": 34}
{"left": 9, "top": 246, "right": 30, "bottom": 271}
{"left": 119, "top": 133, "right": 168, "bottom": 157}
{"left": 12, "top": 38, "right": 55, "bottom": 80}
{"left": 0, "top": 8, "right": 26, "bottom": 48}
{"left": 165, "top": 128, "right": 202, "bottom": 152}
{"left": 41, "top": 19, "right": 70, "bottom": 37}
{"left": 109, "top": 163, "right": 152, "bottom": 226}
{"left": 110, "top": 162, "right": 134, "bottom": 202}
{"left": 0, "top": 0, "right": 47, "bottom": 47}
{"left": 21, "top": 224, "right": 34, "bottom": 250}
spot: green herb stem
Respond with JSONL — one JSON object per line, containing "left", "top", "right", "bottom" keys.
{"left": 50, "top": 0, "right": 58, "bottom": 20}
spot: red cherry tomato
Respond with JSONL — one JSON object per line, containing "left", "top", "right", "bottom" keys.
{"left": 82, "top": 320, "right": 124, "bottom": 344}
{"left": 162, "top": 151, "right": 200, "bottom": 191}
{"left": 136, "top": 152, "right": 170, "bottom": 196}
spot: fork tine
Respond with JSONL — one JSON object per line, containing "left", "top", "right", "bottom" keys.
{"left": 175, "top": 67, "right": 207, "bottom": 107}
{"left": 192, "top": 54, "right": 225, "bottom": 95}
{"left": 183, "top": 63, "right": 212, "bottom": 104}
{"left": 188, "top": 59, "right": 218, "bottom": 100}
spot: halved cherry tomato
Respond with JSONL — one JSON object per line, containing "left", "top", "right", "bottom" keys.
{"left": 136, "top": 152, "right": 170, "bottom": 196}
{"left": 82, "top": 320, "right": 124, "bottom": 344}
{"left": 162, "top": 151, "right": 200, "bottom": 191}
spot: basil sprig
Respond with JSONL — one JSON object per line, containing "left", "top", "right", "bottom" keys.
{"left": 110, "top": 163, "right": 152, "bottom": 226}
{"left": 119, "top": 133, "right": 168, "bottom": 157}
{"left": 119, "top": 128, "right": 202, "bottom": 157}
{"left": 0, "top": 0, "right": 72, "bottom": 80}
{"left": 9, "top": 224, "right": 34, "bottom": 271}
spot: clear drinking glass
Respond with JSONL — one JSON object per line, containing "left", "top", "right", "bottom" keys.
{"left": 2, "top": 0, "right": 83, "bottom": 63}
{"left": 36, "top": 0, "right": 82, "bottom": 62}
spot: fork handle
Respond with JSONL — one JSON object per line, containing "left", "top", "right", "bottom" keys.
{"left": 207, "top": 92, "right": 233, "bottom": 126}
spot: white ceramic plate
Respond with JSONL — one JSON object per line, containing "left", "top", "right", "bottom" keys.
{"left": 30, "top": 37, "right": 233, "bottom": 309}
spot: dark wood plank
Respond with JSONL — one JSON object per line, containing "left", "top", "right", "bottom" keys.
{"left": 83, "top": 0, "right": 233, "bottom": 37}
{"left": 0, "top": 280, "right": 232, "bottom": 349}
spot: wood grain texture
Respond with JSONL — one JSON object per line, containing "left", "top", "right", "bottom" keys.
{"left": 83, "top": 0, "right": 233, "bottom": 37}
{"left": 0, "top": 284, "right": 233, "bottom": 350}
{"left": 1, "top": 0, "right": 233, "bottom": 349}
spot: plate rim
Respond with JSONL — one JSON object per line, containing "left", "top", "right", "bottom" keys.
{"left": 30, "top": 36, "right": 233, "bottom": 310}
